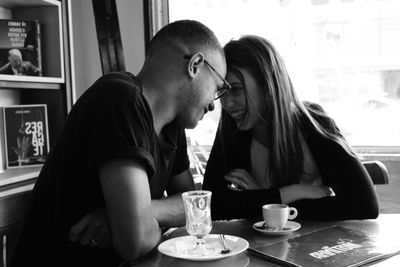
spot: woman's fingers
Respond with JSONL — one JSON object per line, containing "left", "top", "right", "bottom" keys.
{"left": 323, "top": 186, "right": 336, "bottom": 197}
{"left": 306, "top": 185, "right": 335, "bottom": 199}
{"left": 226, "top": 169, "right": 261, "bottom": 190}
{"left": 226, "top": 182, "right": 245, "bottom": 191}
{"left": 226, "top": 169, "right": 251, "bottom": 186}
{"left": 224, "top": 175, "right": 247, "bottom": 189}
{"left": 228, "top": 169, "right": 251, "bottom": 180}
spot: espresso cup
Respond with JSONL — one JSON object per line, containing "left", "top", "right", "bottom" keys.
{"left": 262, "top": 204, "right": 298, "bottom": 230}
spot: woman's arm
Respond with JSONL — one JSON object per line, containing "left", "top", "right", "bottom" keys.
{"left": 291, "top": 144, "right": 379, "bottom": 220}
{"left": 291, "top": 102, "right": 379, "bottom": 220}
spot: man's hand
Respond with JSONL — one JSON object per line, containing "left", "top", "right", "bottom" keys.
{"left": 68, "top": 207, "right": 111, "bottom": 248}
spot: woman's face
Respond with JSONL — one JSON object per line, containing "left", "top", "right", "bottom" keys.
{"left": 220, "top": 68, "right": 266, "bottom": 131}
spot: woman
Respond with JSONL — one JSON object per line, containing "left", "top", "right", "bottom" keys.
{"left": 202, "top": 35, "right": 378, "bottom": 221}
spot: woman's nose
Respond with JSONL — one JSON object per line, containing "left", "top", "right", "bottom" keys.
{"left": 220, "top": 94, "right": 233, "bottom": 109}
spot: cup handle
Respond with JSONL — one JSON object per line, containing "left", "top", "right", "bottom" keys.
{"left": 288, "top": 207, "right": 298, "bottom": 220}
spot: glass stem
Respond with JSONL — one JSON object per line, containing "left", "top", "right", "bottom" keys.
{"left": 196, "top": 237, "right": 205, "bottom": 246}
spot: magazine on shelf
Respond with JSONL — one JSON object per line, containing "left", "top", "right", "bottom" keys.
{"left": 2, "top": 104, "right": 50, "bottom": 169}
{"left": 0, "top": 19, "right": 42, "bottom": 77}
{"left": 248, "top": 225, "right": 400, "bottom": 267}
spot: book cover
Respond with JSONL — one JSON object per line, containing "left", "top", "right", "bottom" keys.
{"left": 0, "top": 19, "right": 42, "bottom": 77}
{"left": 248, "top": 226, "right": 400, "bottom": 267}
{"left": 2, "top": 104, "right": 49, "bottom": 169}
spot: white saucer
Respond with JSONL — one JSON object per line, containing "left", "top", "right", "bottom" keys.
{"left": 158, "top": 234, "right": 249, "bottom": 261}
{"left": 252, "top": 221, "right": 301, "bottom": 235}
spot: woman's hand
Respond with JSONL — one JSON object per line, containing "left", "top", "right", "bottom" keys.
{"left": 68, "top": 207, "right": 111, "bottom": 248}
{"left": 280, "top": 184, "right": 335, "bottom": 204}
{"left": 224, "top": 169, "right": 261, "bottom": 191}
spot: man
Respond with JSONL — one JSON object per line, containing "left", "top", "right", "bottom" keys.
{"left": 0, "top": 48, "right": 40, "bottom": 76}
{"left": 12, "top": 20, "right": 228, "bottom": 266}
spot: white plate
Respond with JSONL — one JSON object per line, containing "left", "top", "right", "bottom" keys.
{"left": 252, "top": 221, "right": 301, "bottom": 235}
{"left": 158, "top": 234, "right": 249, "bottom": 261}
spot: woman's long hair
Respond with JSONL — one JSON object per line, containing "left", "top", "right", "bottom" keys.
{"left": 223, "top": 35, "right": 356, "bottom": 186}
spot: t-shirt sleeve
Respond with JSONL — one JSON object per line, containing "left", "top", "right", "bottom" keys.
{"left": 87, "top": 84, "right": 156, "bottom": 179}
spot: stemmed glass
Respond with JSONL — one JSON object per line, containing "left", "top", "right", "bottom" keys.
{"left": 182, "top": 190, "right": 213, "bottom": 256}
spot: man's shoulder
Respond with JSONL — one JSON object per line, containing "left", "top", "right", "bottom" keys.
{"left": 96, "top": 72, "right": 141, "bottom": 92}
{"left": 100, "top": 71, "right": 137, "bottom": 83}
{"left": 74, "top": 72, "right": 145, "bottom": 115}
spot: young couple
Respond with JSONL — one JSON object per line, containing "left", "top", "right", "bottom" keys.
{"left": 13, "top": 20, "right": 377, "bottom": 267}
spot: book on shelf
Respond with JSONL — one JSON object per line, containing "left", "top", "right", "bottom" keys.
{"left": 0, "top": 19, "right": 42, "bottom": 77}
{"left": 2, "top": 104, "right": 50, "bottom": 169}
{"left": 248, "top": 225, "right": 400, "bottom": 267}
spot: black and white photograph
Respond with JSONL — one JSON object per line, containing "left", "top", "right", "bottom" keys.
{"left": 0, "top": 19, "right": 42, "bottom": 77}
{"left": 0, "top": 1, "right": 399, "bottom": 267}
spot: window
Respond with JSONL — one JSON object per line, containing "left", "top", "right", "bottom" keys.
{"left": 167, "top": 0, "right": 400, "bottom": 152}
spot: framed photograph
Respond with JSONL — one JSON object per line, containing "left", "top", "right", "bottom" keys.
{"left": 0, "top": 19, "right": 42, "bottom": 77}
{"left": 2, "top": 104, "right": 50, "bottom": 169}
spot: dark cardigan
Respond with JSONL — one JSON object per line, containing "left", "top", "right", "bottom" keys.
{"left": 202, "top": 102, "right": 379, "bottom": 221}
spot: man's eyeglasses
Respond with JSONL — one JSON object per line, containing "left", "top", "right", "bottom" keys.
{"left": 184, "top": 55, "right": 231, "bottom": 100}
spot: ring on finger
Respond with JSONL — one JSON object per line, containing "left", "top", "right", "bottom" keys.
{"left": 229, "top": 183, "right": 245, "bottom": 191}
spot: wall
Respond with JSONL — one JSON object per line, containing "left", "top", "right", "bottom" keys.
{"left": 69, "top": 0, "right": 145, "bottom": 102}
{"left": 69, "top": 0, "right": 102, "bottom": 101}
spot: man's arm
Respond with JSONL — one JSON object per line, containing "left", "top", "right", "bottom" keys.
{"left": 99, "top": 158, "right": 161, "bottom": 261}
{"left": 152, "top": 168, "right": 195, "bottom": 227}
{"left": 167, "top": 168, "right": 195, "bottom": 195}
{"left": 68, "top": 169, "right": 195, "bottom": 250}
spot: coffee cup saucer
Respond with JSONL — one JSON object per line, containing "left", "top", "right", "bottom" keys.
{"left": 252, "top": 221, "right": 301, "bottom": 235}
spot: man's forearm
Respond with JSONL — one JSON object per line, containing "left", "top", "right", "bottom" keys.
{"left": 152, "top": 194, "right": 186, "bottom": 227}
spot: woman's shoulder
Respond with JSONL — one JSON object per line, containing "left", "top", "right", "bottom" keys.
{"left": 303, "top": 101, "right": 334, "bottom": 124}
{"left": 301, "top": 101, "right": 339, "bottom": 133}
{"left": 302, "top": 101, "right": 326, "bottom": 115}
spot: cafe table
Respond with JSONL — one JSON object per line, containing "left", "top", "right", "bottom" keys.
{"left": 123, "top": 214, "right": 400, "bottom": 267}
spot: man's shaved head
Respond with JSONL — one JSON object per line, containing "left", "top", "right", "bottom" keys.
{"left": 146, "top": 20, "right": 223, "bottom": 58}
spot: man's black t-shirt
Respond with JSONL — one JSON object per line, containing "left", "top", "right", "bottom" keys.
{"left": 12, "top": 72, "right": 189, "bottom": 266}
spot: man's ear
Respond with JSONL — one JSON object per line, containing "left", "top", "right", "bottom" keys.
{"left": 187, "top": 52, "right": 205, "bottom": 79}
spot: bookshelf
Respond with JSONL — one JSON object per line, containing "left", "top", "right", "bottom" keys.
{"left": 0, "top": 1, "right": 71, "bottom": 265}
{"left": 0, "top": 0, "right": 71, "bottom": 174}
